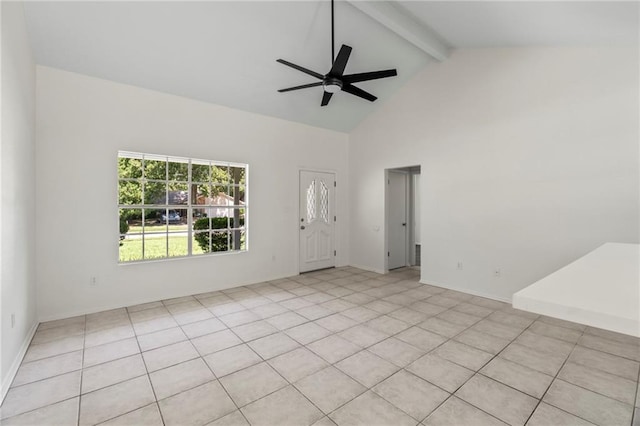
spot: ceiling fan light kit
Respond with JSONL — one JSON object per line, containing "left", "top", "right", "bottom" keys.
{"left": 277, "top": 0, "right": 398, "bottom": 107}
{"left": 323, "top": 78, "right": 343, "bottom": 93}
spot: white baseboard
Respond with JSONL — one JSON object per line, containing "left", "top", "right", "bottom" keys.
{"left": 420, "top": 279, "right": 512, "bottom": 304}
{"left": 38, "top": 271, "right": 299, "bottom": 323}
{"left": 348, "top": 264, "right": 386, "bottom": 275}
{"left": 1, "top": 321, "right": 38, "bottom": 403}
{"left": 39, "top": 299, "right": 152, "bottom": 323}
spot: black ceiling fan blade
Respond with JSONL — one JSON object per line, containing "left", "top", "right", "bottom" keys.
{"left": 342, "top": 84, "right": 377, "bottom": 102}
{"left": 278, "top": 82, "right": 324, "bottom": 93}
{"left": 342, "top": 69, "right": 397, "bottom": 84}
{"left": 276, "top": 59, "right": 324, "bottom": 80}
{"left": 321, "top": 91, "right": 333, "bottom": 106}
{"left": 329, "top": 44, "right": 352, "bottom": 77}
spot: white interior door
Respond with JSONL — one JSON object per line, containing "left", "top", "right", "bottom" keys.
{"left": 388, "top": 171, "right": 407, "bottom": 270}
{"left": 299, "top": 170, "right": 335, "bottom": 273}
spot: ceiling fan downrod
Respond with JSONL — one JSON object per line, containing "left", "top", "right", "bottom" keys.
{"left": 331, "top": 0, "right": 335, "bottom": 64}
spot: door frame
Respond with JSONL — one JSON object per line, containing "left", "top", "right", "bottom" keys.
{"left": 298, "top": 168, "right": 338, "bottom": 274}
{"left": 384, "top": 169, "right": 410, "bottom": 272}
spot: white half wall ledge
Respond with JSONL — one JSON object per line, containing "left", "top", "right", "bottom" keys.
{"left": 346, "top": 0, "right": 450, "bottom": 61}
{"left": 513, "top": 243, "right": 640, "bottom": 338}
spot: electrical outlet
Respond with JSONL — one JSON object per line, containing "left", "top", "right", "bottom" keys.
{"left": 494, "top": 268, "right": 501, "bottom": 277}
{"left": 90, "top": 276, "right": 98, "bottom": 286}
{"left": 11, "top": 313, "right": 15, "bottom": 328}
{"left": 457, "top": 261, "right": 463, "bottom": 270}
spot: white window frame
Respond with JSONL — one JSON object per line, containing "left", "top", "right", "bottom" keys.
{"left": 118, "top": 151, "right": 249, "bottom": 263}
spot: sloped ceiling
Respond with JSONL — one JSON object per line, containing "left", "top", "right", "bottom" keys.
{"left": 23, "top": 1, "right": 638, "bottom": 132}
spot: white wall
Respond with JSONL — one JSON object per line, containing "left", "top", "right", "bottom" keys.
{"left": 1, "top": 1, "right": 38, "bottom": 398}
{"left": 350, "top": 47, "right": 639, "bottom": 301}
{"left": 36, "top": 67, "right": 349, "bottom": 320}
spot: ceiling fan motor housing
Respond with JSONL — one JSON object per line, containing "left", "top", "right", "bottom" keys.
{"left": 323, "top": 77, "right": 343, "bottom": 93}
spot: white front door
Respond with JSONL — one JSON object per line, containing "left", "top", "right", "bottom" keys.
{"left": 388, "top": 171, "right": 408, "bottom": 270}
{"left": 299, "top": 170, "right": 335, "bottom": 273}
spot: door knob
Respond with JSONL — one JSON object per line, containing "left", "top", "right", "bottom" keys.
{"left": 300, "top": 225, "right": 306, "bottom": 230}
{"left": 402, "top": 223, "right": 406, "bottom": 226}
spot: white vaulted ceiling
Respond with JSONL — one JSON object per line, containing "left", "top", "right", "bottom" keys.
{"left": 402, "top": 1, "right": 639, "bottom": 48}
{"left": 23, "top": 1, "right": 638, "bottom": 132}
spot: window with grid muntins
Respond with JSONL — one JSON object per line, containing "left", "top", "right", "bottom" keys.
{"left": 118, "top": 151, "right": 248, "bottom": 263}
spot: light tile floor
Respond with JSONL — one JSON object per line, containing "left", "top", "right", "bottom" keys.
{"left": 1, "top": 267, "right": 639, "bottom": 426}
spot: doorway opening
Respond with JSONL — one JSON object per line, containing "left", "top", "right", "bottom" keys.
{"left": 385, "top": 166, "right": 421, "bottom": 272}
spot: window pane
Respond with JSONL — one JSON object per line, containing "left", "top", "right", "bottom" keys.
{"left": 118, "top": 152, "right": 248, "bottom": 263}
{"left": 192, "top": 163, "right": 210, "bottom": 183}
{"left": 307, "top": 179, "right": 316, "bottom": 222}
{"left": 212, "top": 185, "right": 228, "bottom": 204}
{"left": 168, "top": 234, "right": 188, "bottom": 257}
{"left": 144, "top": 234, "right": 167, "bottom": 259}
{"left": 211, "top": 231, "right": 229, "bottom": 252}
{"left": 168, "top": 160, "right": 188, "bottom": 181}
{"left": 144, "top": 158, "right": 166, "bottom": 180}
{"left": 192, "top": 231, "right": 210, "bottom": 254}
{"left": 145, "top": 208, "right": 166, "bottom": 232}
{"left": 211, "top": 213, "right": 229, "bottom": 230}
{"left": 119, "top": 180, "right": 142, "bottom": 205}
{"left": 118, "top": 157, "right": 142, "bottom": 179}
{"left": 229, "top": 185, "right": 246, "bottom": 204}
{"left": 192, "top": 206, "right": 208, "bottom": 224}
{"left": 193, "top": 215, "right": 210, "bottom": 231}
{"left": 229, "top": 166, "right": 245, "bottom": 185}
{"left": 229, "top": 229, "right": 246, "bottom": 251}
{"left": 320, "top": 180, "right": 329, "bottom": 223}
{"left": 192, "top": 183, "right": 210, "bottom": 206}
{"left": 211, "top": 165, "right": 229, "bottom": 183}
{"left": 119, "top": 235, "right": 142, "bottom": 262}
{"left": 144, "top": 182, "right": 166, "bottom": 204}
{"left": 168, "top": 208, "right": 188, "bottom": 231}
{"left": 229, "top": 208, "right": 245, "bottom": 229}
{"left": 168, "top": 183, "right": 188, "bottom": 205}
{"left": 120, "top": 209, "right": 142, "bottom": 231}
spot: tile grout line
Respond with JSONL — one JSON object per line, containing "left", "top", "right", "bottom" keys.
{"left": 225, "top": 317, "right": 367, "bottom": 424}
{"left": 76, "top": 314, "right": 87, "bottom": 426}
{"left": 194, "top": 304, "right": 254, "bottom": 426}
{"left": 425, "top": 305, "right": 599, "bottom": 422}
{"left": 6, "top": 268, "right": 634, "bottom": 426}
{"left": 632, "top": 368, "right": 640, "bottom": 426}
{"left": 413, "top": 306, "right": 543, "bottom": 425}
{"left": 214, "top": 314, "right": 328, "bottom": 425}
{"left": 0, "top": 306, "right": 576, "bottom": 421}
{"left": 207, "top": 274, "right": 412, "bottom": 423}
{"left": 199, "top": 354, "right": 253, "bottom": 425}
{"left": 522, "top": 324, "right": 586, "bottom": 425}
{"left": 161, "top": 277, "right": 489, "bottom": 423}
{"left": 1, "top": 271, "right": 355, "bottom": 422}
{"left": 532, "top": 328, "right": 640, "bottom": 412}
{"left": 63, "top": 311, "right": 163, "bottom": 426}
{"left": 321, "top": 283, "right": 504, "bottom": 423}
{"left": 546, "top": 342, "right": 639, "bottom": 425}
{"left": 300, "top": 298, "right": 498, "bottom": 424}
{"left": 125, "top": 307, "right": 166, "bottom": 426}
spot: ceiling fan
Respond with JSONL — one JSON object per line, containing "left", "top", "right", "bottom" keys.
{"left": 276, "top": 0, "right": 398, "bottom": 106}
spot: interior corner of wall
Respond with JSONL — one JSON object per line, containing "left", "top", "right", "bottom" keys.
{"left": 1, "top": 320, "right": 38, "bottom": 404}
